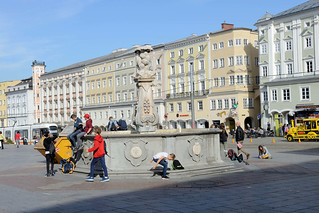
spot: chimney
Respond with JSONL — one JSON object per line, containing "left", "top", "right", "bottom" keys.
{"left": 222, "top": 23, "right": 234, "bottom": 30}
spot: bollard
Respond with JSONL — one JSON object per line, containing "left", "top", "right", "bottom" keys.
{"left": 298, "top": 138, "right": 301, "bottom": 143}
{"left": 232, "top": 138, "right": 234, "bottom": 143}
{"left": 272, "top": 137, "right": 275, "bottom": 143}
{"left": 250, "top": 137, "right": 253, "bottom": 143}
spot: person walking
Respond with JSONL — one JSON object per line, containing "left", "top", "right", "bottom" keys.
{"left": 76, "top": 114, "right": 93, "bottom": 150}
{"left": 15, "top": 131, "right": 21, "bottom": 148}
{"left": 235, "top": 122, "right": 250, "bottom": 160}
{"left": 0, "top": 131, "right": 5, "bottom": 150}
{"left": 85, "top": 127, "right": 110, "bottom": 182}
{"left": 43, "top": 132, "right": 56, "bottom": 177}
{"left": 219, "top": 123, "right": 228, "bottom": 157}
{"left": 67, "top": 114, "right": 83, "bottom": 149}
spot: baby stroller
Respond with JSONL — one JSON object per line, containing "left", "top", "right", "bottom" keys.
{"left": 227, "top": 149, "right": 249, "bottom": 165}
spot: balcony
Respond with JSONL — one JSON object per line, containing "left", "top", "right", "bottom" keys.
{"left": 166, "top": 89, "right": 209, "bottom": 99}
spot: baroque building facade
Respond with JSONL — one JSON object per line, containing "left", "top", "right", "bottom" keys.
{"left": 255, "top": 0, "right": 319, "bottom": 135}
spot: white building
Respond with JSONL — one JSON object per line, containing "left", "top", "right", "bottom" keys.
{"left": 255, "top": 0, "right": 319, "bottom": 135}
{"left": 6, "top": 78, "right": 35, "bottom": 126}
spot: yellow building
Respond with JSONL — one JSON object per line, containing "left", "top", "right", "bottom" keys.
{"left": 208, "top": 24, "right": 260, "bottom": 131}
{"left": 0, "top": 80, "right": 21, "bottom": 127}
{"left": 165, "top": 34, "right": 211, "bottom": 128}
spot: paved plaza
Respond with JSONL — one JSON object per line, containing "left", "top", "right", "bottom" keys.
{"left": 0, "top": 137, "right": 319, "bottom": 213}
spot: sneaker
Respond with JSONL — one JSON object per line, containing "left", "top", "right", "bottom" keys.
{"left": 85, "top": 177, "right": 94, "bottom": 182}
{"left": 247, "top": 154, "right": 250, "bottom": 160}
{"left": 100, "top": 177, "right": 110, "bottom": 182}
{"left": 161, "top": 176, "right": 169, "bottom": 180}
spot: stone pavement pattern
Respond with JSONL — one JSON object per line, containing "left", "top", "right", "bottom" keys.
{"left": 0, "top": 137, "right": 319, "bottom": 213}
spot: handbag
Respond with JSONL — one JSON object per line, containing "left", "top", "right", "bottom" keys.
{"left": 237, "top": 142, "right": 243, "bottom": 149}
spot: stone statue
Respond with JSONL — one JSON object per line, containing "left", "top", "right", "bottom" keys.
{"left": 132, "top": 45, "right": 159, "bottom": 132}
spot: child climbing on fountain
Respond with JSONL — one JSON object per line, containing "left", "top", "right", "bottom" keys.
{"left": 150, "top": 152, "right": 175, "bottom": 180}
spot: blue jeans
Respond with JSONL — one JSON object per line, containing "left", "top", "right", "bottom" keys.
{"left": 153, "top": 158, "right": 168, "bottom": 177}
{"left": 90, "top": 156, "right": 108, "bottom": 178}
{"left": 67, "top": 129, "right": 81, "bottom": 147}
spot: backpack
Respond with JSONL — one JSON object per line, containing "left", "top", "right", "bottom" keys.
{"left": 118, "top": 120, "right": 128, "bottom": 130}
{"left": 49, "top": 141, "right": 56, "bottom": 154}
{"left": 227, "top": 149, "right": 238, "bottom": 161}
{"left": 60, "top": 158, "right": 75, "bottom": 174}
{"left": 110, "top": 122, "right": 117, "bottom": 131}
{"left": 172, "top": 160, "right": 184, "bottom": 170}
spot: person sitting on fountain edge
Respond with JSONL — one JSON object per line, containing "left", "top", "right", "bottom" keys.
{"left": 150, "top": 152, "right": 175, "bottom": 180}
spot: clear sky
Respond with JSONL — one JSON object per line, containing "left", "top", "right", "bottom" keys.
{"left": 0, "top": 0, "right": 304, "bottom": 82}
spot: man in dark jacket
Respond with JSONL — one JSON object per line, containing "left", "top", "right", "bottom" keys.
{"left": 235, "top": 122, "right": 250, "bottom": 159}
{"left": 67, "top": 114, "right": 83, "bottom": 148}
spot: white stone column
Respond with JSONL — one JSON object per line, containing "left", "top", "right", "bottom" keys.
{"left": 63, "top": 79, "right": 67, "bottom": 125}
{"left": 314, "top": 15, "right": 319, "bottom": 72}
{"left": 69, "top": 80, "right": 73, "bottom": 114}
{"left": 280, "top": 23, "right": 285, "bottom": 75}
{"left": 57, "top": 81, "right": 61, "bottom": 122}
{"left": 268, "top": 23, "right": 275, "bottom": 80}
{"left": 75, "top": 77, "right": 80, "bottom": 115}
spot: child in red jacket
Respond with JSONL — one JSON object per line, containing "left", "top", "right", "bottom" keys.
{"left": 85, "top": 127, "right": 109, "bottom": 182}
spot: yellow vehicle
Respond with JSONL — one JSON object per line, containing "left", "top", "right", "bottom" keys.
{"left": 285, "top": 118, "right": 319, "bottom": 142}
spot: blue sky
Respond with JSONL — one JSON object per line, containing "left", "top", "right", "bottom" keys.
{"left": 0, "top": 0, "right": 304, "bottom": 82}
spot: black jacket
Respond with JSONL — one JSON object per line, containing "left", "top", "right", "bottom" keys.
{"left": 219, "top": 131, "right": 228, "bottom": 143}
{"left": 235, "top": 126, "right": 245, "bottom": 142}
{"left": 43, "top": 137, "right": 52, "bottom": 152}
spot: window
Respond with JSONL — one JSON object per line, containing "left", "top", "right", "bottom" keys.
{"left": 170, "top": 65, "right": 175, "bottom": 75}
{"left": 276, "top": 65, "right": 281, "bottom": 76}
{"left": 287, "top": 63, "right": 293, "bottom": 74}
{"left": 157, "top": 89, "right": 161, "bottom": 97}
{"left": 261, "top": 44, "right": 267, "bottom": 54}
{"left": 213, "top": 43, "right": 218, "bottom": 50}
{"left": 116, "top": 63, "right": 120, "bottom": 69}
{"left": 130, "top": 75, "right": 134, "bottom": 84}
{"left": 243, "top": 39, "right": 248, "bottom": 46}
{"left": 123, "top": 62, "right": 126, "bottom": 68}
{"left": 179, "top": 64, "right": 184, "bottom": 73}
{"left": 286, "top": 25, "right": 291, "bottom": 31}
{"left": 255, "top": 57, "right": 259, "bottom": 66}
{"left": 228, "top": 57, "right": 234, "bottom": 66}
{"left": 220, "top": 58, "right": 225, "bottom": 67}
{"left": 103, "top": 79, "right": 106, "bottom": 88}
{"left": 236, "top": 56, "right": 243, "bottom": 65}
{"left": 235, "top": 39, "right": 241, "bottom": 46}
{"left": 109, "top": 94, "right": 113, "bottom": 102}
{"left": 97, "top": 68, "right": 100, "bottom": 73}
{"left": 87, "top": 97, "right": 91, "bottom": 105}
{"left": 220, "top": 77, "right": 225, "bottom": 86}
{"left": 109, "top": 65, "right": 112, "bottom": 71}
{"left": 188, "top": 47, "right": 193, "bottom": 54}
{"left": 217, "top": 100, "right": 222, "bottom": 109}
{"left": 301, "top": 87, "right": 310, "bottom": 100}
{"left": 229, "top": 76, "right": 235, "bottom": 85}
{"left": 237, "top": 75, "right": 243, "bottom": 84}
{"left": 245, "top": 75, "right": 250, "bottom": 85}
{"left": 263, "top": 91, "right": 268, "bottom": 101}
{"left": 224, "top": 99, "right": 229, "bottom": 109}
{"left": 130, "top": 91, "right": 134, "bottom": 100}
{"left": 123, "top": 92, "right": 128, "bottom": 101}
{"left": 228, "top": 40, "right": 233, "bottom": 47}
{"left": 108, "top": 78, "right": 112, "bottom": 88}
{"left": 171, "top": 84, "right": 176, "bottom": 94}
{"left": 306, "top": 61, "right": 313, "bottom": 72}
{"left": 305, "top": 37, "right": 312, "bottom": 48}
{"left": 243, "top": 98, "right": 254, "bottom": 108}
{"left": 156, "top": 72, "right": 161, "bottom": 80}
{"left": 156, "top": 58, "right": 161, "bottom": 65}
{"left": 177, "top": 103, "right": 182, "bottom": 111}
{"left": 116, "top": 77, "right": 120, "bottom": 86}
{"left": 286, "top": 41, "right": 292, "bottom": 51}
{"left": 275, "top": 42, "right": 280, "bottom": 52}
{"left": 199, "top": 45, "right": 204, "bottom": 52}
{"left": 92, "top": 82, "right": 95, "bottom": 90}
{"left": 189, "top": 62, "right": 194, "bottom": 72}
{"left": 97, "top": 81, "right": 101, "bottom": 89}
{"left": 198, "top": 101, "right": 203, "bottom": 110}
{"left": 219, "top": 42, "right": 224, "bottom": 49}
{"left": 170, "top": 52, "right": 175, "bottom": 58}
{"left": 179, "top": 83, "right": 185, "bottom": 93}
{"left": 271, "top": 89, "right": 278, "bottom": 101}
{"left": 105, "top": 111, "right": 109, "bottom": 120}
{"left": 97, "top": 95, "right": 101, "bottom": 104}
{"left": 244, "top": 56, "right": 249, "bottom": 65}
{"left": 187, "top": 102, "right": 192, "bottom": 111}
{"left": 260, "top": 29, "right": 265, "bottom": 35}
{"left": 178, "top": 49, "right": 183, "bottom": 56}
{"left": 116, "top": 93, "right": 121, "bottom": 102}
{"left": 230, "top": 98, "right": 236, "bottom": 108}
{"left": 123, "top": 76, "right": 127, "bottom": 85}
{"left": 214, "top": 78, "right": 219, "bottom": 87}
{"left": 130, "top": 60, "right": 134, "bottom": 66}
{"left": 262, "top": 66, "right": 268, "bottom": 77}
{"left": 211, "top": 100, "right": 216, "bottom": 110}
{"left": 103, "top": 94, "right": 106, "bottom": 103}
{"left": 282, "top": 89, "right": 290, "bottom": 101}
{"left": 213, "top": 59, "right": 218, "bottom": 69}
{"left": 199, "top": 60, "right": 204, "bottom": 70}
{"left": 86, "top": 82, "right": 90, "bottom": 91}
